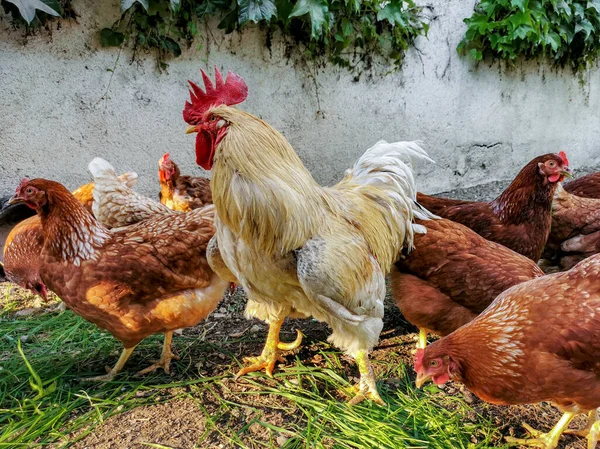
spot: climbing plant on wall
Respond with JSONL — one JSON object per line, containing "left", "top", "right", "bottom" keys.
{"left": 98, "top": 0, "right": 429, "bottom": 74}
{"left": 0, "top": 0, "right": 429, "bottom": 75}
{"left": 458, "top": 0, "right": 600, "bottom": 70}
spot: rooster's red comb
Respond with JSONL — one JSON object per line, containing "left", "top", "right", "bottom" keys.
{"left": 558, "top": 150, "right": 569, "bottom": 167}
{"left": 414, "top": 348, "right": 425, "bottom": 372}
{"left": 182, "top": 66, "right": 248, "bottom": 125}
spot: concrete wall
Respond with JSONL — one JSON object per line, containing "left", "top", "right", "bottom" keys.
{"left": 1, "top": 0, "right": 599, "bottom": 199}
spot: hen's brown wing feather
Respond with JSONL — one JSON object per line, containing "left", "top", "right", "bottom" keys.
{"left": 416, "top": 192, "right": 471, "bottom": 215}
{"left": 393, "top": 218, "right": 542, "bottom": 336}
{"left": 564, "top": 172, "right": 600, "bottom": 199}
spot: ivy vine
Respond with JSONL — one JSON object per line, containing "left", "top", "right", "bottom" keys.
{"left": 459, "top": 0, "right": 600, "bottom": 70}
{"left": 98, "top": 0, "right": 429, "bottom": 74}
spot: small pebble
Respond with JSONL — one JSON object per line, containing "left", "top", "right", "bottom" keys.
{"left": 250, "top": 324, "right": 262, "bottom": 333}
{"left": 20, "top": 335, "right": 29, "bottom": 343}
{"left": 276, "top": 435, "right": 288, "bottom": 446}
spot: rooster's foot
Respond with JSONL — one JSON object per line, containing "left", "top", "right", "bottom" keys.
{"left": 235, "top": 320, "right": 301, "bottom": 379}
{"left": 506, "top": 412, "right": 576, "bottom": 449}
{"left": 236, "top": 352, "right": 285, "bottom": 378}
{"left": 344, "top": 350, "right": 386, "bottom": 406}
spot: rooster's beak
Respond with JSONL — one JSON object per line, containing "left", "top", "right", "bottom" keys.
{"left": 561, "top": 167, "right": 573, "bottom": 178}
{"left": 415, "top": 372, "right": 431, "bottom": 389}
{"left": 185, "top": 125, "right": 197, "bottom": 134}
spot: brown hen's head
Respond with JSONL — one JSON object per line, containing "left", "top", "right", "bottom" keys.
{"left": 537, "top": 151, "right": 571, "bottom": 184}
{"left": 158, "top": 153, "right": 180, "bottom": 185}
{"left": 9, "top": 178, "right": 49, "bottom": 210}
{"left": 414, "top": 347, "right": 459, "bottom": 389}
{"left": 183, "top": 66, "right": 248, "bottom": 170}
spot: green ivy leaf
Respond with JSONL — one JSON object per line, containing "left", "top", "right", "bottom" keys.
{"left": 377, "top": 0, "right": 407, "bottom": 27}
{"left": 575, "top": 18, "right": 594, "bottom": 38}
{"left": 510, "top": 0, "right": 527, "bottom": 12}
{"left": 588, "top": 0, "right": 600, "bottom": 14}
{"left": 275, "top": 0, "right": 293, "bottom": 20}
{"left": 4, "top": 0, "right": 61, "bottom": 24}
{"left": 289, "top": 0, "right": 329, "bottom": 37}
{"left": 163, "top": 37, "right": 182, "bottom": 56}
{"left": 341, "top": 17, "right": 353, "bottom": 36}
{"left": 544, "top": 31, "right": 561, "bottom": 51}
{"left": 238, "top": 0, "right": 276, "bottom": 24}
{"left": 170, "top": 0, "right": 180, "bottom": 11}
{"left": 470, "top": 48, "right": 483, "bottom": 60}
{"left": 121, "top": 0, "right": 149, "bottom": 12}
{"left": 100, "top": 28, "right": 125, "bottom": 47}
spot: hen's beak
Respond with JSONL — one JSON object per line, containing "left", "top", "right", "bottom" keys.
{"left": 561, "top": 167, "right": 573, "bottom": 178}
{"left": 7, "top": 195, "right": 23, "bottom": 206}
{"left": 415, "top": 372, "right": 431, "bottom": 389}
{"left": 185, "top": 125, "right": 198, "bottom": 134}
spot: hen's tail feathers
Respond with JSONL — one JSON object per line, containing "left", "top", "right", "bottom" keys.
{"left": 120, "top": 172, "right": 138, "bottom": 188}
{"left": 346, "top": 140, "right": 438, "bottom": 233}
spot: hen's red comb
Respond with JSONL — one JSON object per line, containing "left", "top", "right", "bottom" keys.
{"left": 16, "top": 177, "right": 30, "bottom": 194}
{"left": 159, "top": 153, "right": 170, "bottom": 165}
{"left": 414, "top": 348, "right": 425, "bottom": 372}
{"left": 183, "top": 66, "right": 248, "bottom": 125}
{"left": 558, "top": 150, "right": 569, "bottom": 167}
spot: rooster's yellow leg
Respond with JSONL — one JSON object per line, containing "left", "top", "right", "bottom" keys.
{"left": 235, "top": 318, "right": 302, "bottom": 378}
{"left": 416, "top": 329, "right": 428, "bottom": 350}
{"left": 81, "top": 346, "right": 136, "bottom": 382}
{"left": 347, "top": 350, "right": 385, "bottom": 406}
{"left": 136, "top": 331, "right": 180, "bottom": 376}
{"left": 505, "top": 412, "right": 576, "bottom": 449}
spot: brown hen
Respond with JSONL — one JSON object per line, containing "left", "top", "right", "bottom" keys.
{"left": 9, "top": 177, "right": 228, "bottom": 380}
{"left": 392, "top": 217, "right": 543, "bottom": 348}
{"left": 415, "top": 254, "right": 600, "bottom": 449}
{"left": 416, "top": 152, "right": 571, "bottom": 261}
{"left": 158, "top": 152, "right": 212, "bottom": 211}
{"left": 2, "top": 174, "right": 137, "bottom": 300}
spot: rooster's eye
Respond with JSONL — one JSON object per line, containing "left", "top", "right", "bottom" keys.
{"left": 429, "top": 360, "right": 439, "bottom": 367}
{"left": 210, "top": 115, "right": 217, "bottom": 122}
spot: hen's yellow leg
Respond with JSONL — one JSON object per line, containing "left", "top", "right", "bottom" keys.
{"left": 346, "top": 350, "right": 385, "bottom": 406}
{"left": 136, "top": 331, "right": 180, "bottom": 376}
{"left": 564, "top": 410, "right": 600, "bottom": 449}
{"left": 235, "top": 318, "right": 302, "bottom": 378}
{"left": 81, "top": 346, "right": 135, "bottom": 382}
{"left": 505, "top": 412, "right": 576, "bottom": 449}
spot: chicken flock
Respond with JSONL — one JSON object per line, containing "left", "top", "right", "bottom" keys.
{"left": 1, "top": 67, "right": 600, "bottom": 449}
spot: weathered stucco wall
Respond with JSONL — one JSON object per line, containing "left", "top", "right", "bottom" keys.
{"left": 1, "top": 0, "right": 599, "bottom": 199}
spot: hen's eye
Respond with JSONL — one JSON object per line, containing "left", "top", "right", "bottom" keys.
{"left": 548, "top": 161, "right": 556, "bottom": 167}
{"left": 429, "top": 360, "right": 439, "bottom": 367}
{"left": 25, "top": 187, "right": 33, "bottom": 194}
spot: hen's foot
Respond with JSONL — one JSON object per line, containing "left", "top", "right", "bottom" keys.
{"left": 235, "top": 320, "right": 302, "bottom": 379}
{"left": 79, "top": 347, "right": 135, "bottom": 382}
{"left": 344, "top": 350, "right": 386, "bottom": 406}
{"left": 565, "top": 411, "right": 600, "bottom": 449}
{"left": 506, "top": 413, "right": 576, "bottom": 449}
{"left": 136, "top": 331, "right": 179, "bottom": 376}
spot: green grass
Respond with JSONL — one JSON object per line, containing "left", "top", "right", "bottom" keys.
{"left": 0, "top": 291, "right": 510, "bottom": 449}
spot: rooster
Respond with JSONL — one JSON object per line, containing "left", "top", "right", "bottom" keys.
{"left": 564, "top": 171, "right": 600, "bottom": 198}
{"left": 182, "top": 67, "right": 433, "bottom": 404}
{"left": 158, "top": 152, "right": 212, "bottom": 211}
{"left": 414, "top": 254, "right": 600, "bottom": 449}
{"left": 3, "top": 174, "right": 138, "bottom": 300}
{"left": 392, "top": 217, "right": 543, "bottom": 349}
{"left": 417, "top": 152, "right": 572, "bottom": 261}
{"left": 8, "top": 172, "right": 228, "bottom": 381}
